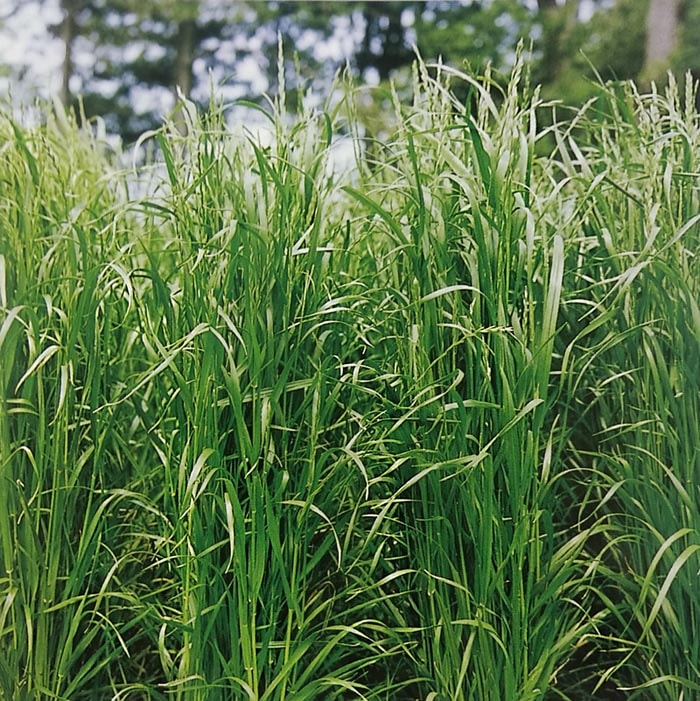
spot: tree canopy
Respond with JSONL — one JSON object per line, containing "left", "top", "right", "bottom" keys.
{"left": 1, "top": 0, "right": 697, "bottom": 142}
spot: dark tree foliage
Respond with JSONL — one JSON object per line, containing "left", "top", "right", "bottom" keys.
{"left": 8, "top": 0, "right": 696, "bottom": 143}
{"left": 675, "top": 0, "right": 700, "bottom": 105}
{"left": 47, "top": 0, "right": 236, "bottom": 141}
{"left": 356, "top": 1, "right": 416, "bottom": 81}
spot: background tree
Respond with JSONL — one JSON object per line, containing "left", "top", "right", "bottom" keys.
{"left": 58, "top": 0, "right": 80, "bottom": 106}
{"left": 355, "top": 1, "right": 415, "bottom": 81}
{"left": 415, "top": 0, "right": 534, "bottom": 75}
{"left": 67, "top": 0, "right": 241, "bottom": 140}
{"left": 675, "top": 0, "right": 700, "bottom": 105}
{"left": 534, "top": 0, "right": 648, "bottom": 104}
{"left": 534, "top": 0, "right": 578, "bottom": 87}
{"left": 2, "top": 0, "right": 699, "bottom": 143}
{"left": 643, "top": 0, "right": 681, "bottom": 81}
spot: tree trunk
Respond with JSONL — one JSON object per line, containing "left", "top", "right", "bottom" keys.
{"left": 536, "top": 0, "right": 578, "bottom": 86}
{"left": 174, "top": 17, "right": 195, "bottom": 97}
{"left": 60, "top": 0, "right": 79, "bottom": 106}
{"left": 643, "top": 0, "right": 681, "bottom": 80}
{"left": 358, "top": 2, "right": 410, "bottom": 82}
{"left": 173, "top": 16, "right": 196, "bottom": 137}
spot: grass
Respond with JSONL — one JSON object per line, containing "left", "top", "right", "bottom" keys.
{"left": 1, "top": 60, "right": 698, "bottom": 700}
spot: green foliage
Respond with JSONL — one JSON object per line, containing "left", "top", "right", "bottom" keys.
{"left": 537, "top": 0, "right": 648, "bottom": 105}
{"left": 675, "top": 0, "right": 700, "bottom": 85}
{"left": 586, "top": 0, "right": 648, "bottom": 80}
{"left": 1, "top": 58, "right": 699, "bottom": 700}
{"left": 415, "top": 0, "right": 535, "bottom": 73}
{"left": 5, "top": 1, "right": 700, "bottom": 144}
{"left": 65, "top": 0, "right": 242, "bottom": 141}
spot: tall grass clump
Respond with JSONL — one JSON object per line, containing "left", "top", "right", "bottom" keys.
{"left": 0, "top": 105, "right": 154, "bottom": 698}
{"left": 341, "top": 59, "right": 609, "bottom": 700}
{"left": 548, "top": 76, "right": 700, "bottom": 698}
{"left": 1, "top": 58, "right": 699, "bottom": 700}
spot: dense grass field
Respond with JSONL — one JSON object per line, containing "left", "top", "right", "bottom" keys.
{"left": 1, "top": 60, "right": 699, "bottom": 700}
